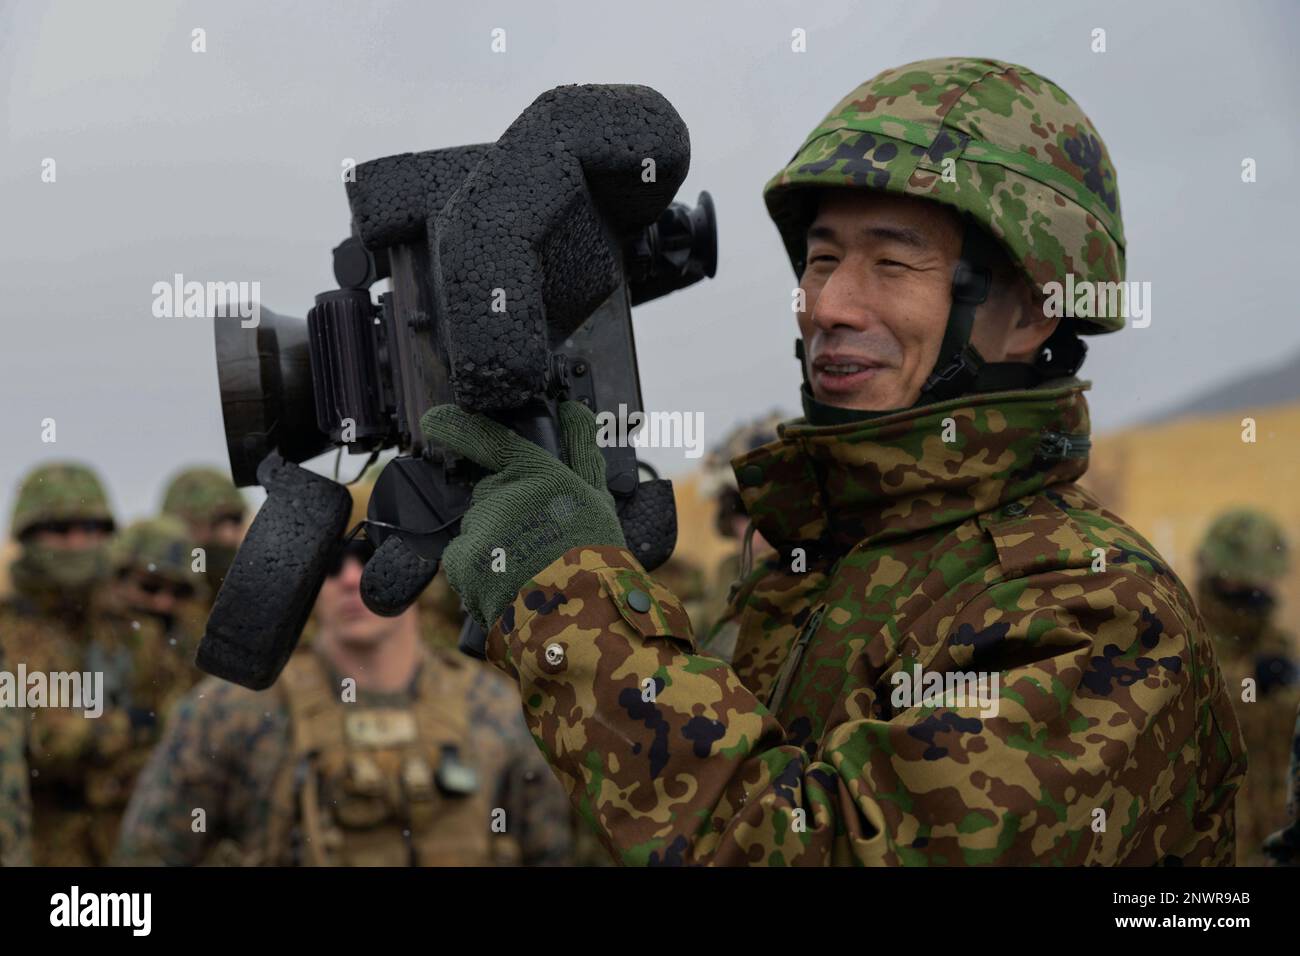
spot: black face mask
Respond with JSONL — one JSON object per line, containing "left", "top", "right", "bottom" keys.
{"left": 1209, "top": 579, "right": 1277, "bottom": 615}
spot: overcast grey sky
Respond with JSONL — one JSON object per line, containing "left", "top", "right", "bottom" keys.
{"left": 2, "top": 0, "right": 1297, "bottom": 525}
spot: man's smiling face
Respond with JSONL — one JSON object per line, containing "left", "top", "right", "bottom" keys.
{"left": 797, "top": 189, "right": 963, "bottom": 411}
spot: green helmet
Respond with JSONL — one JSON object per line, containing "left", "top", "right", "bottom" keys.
{"left": 110, "top": 515, "right": 196, "bottom": 584}
{"left": 10, "top": 462, "right": 115, "bottom": 540}
{"left": 1197, "top": 509, "right": 1290, "bottom": 588}
{"left": 764, "top": 57, "right": 1125, "bottom": 334}
{"left": 161, "top": 467, "right": 245, "bottom": 526}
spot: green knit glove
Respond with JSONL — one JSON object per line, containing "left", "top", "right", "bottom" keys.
{"left": 420, "top": 400, "right": 626, "bottom": 631}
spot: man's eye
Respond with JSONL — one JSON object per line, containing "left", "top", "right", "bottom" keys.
{"left": 808, "top": 254, "right": 838, "bottom": 265}
{"left": 879, "top": 259, "right": 908, "bottom": 268}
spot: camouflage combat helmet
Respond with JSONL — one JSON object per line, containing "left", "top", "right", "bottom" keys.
{"left": 764, "top": 57, "right": 1125, "bottom": 335}
{"left": 161, "top": 467, "right": 245, "bottom": 526}
{"left": 10, "top": 462, "right": 115, "bottom": 540}
{"left": 110, "top": 515, "right": 196, "bottom": 584}
{"left": 1197, "top": 509, "right": 1290, "bottom": 588}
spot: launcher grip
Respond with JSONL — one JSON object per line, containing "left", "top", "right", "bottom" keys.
{"left": 196, "top": 453, "right": 352, "bottom": 690}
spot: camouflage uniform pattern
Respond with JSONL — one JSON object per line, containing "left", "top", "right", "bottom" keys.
{"left": 161, "top": 466, "right": 245, "bottom": 609}
{"left": 108, "top": 516, "right": 207, "bottom": 708}
{"left": 764, "top": 57, "right": 1125, "bottom": 333}
{"left": 0, "top": 594, "right": 169, "bottom": 865}
{"left": 482, "top": 384, "right": 1244, "bottom": 865}
{"left": 10, "top": 462, "right": 114, "bottom": 539}
{"left": 115, "top": 644, "right": 574, "bottom": 866}
{"left": 160, "top": 467, "right": 245, "bottom": 527}
{"left": 1263, "top": 703, "right": 1300, "bottom": 864}
{"left": 1195, "top": 509, "right": 1297, "bottom": 865}
{"left": 0, "top": 643, "right": 33, "bottom": 866}
{"left": 2, "top": 462, "right": 133, "bottom": 865}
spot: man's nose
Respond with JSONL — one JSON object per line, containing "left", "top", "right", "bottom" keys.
{"left": 62, "top": 528, "right": 108, "bottom": 550}
{"left": 338, "top": 556, "right": 366, "bottom": 589}
{"left": 808, "top": 261, "right": 878, "bottom": 333}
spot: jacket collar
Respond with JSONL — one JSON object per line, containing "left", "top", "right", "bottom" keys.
{"left": 732, "top": 382, "right": 1093, "bottom": 553}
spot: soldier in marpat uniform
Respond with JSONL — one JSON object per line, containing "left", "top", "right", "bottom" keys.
{"left": 160, "top": 466, "right": 246, "bottom": 609}
{"left": 1196, "top": 509, "right": 1298, "bottom": 865}
{"left": 0, "top": 462, "right": 158, "bottom": 865}
{"left": 417, "top": 58, "right": 1245, "bottom": 865}
{"left": 114, "top": 499, "right": 574, "bottom": 866}
{"left": 100, "top": 516, "right": 208, "bottom": 720}
{"left": 695, "top": 413, "right": 784, "bottom": 662}
{"left": 0, "top": 641, "right": 33, "bottom": 867}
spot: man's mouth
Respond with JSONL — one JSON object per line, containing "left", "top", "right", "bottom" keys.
{"left": 811, "top": 355, "right": 886, "bottom": 395}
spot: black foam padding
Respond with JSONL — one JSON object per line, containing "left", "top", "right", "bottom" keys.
{"left": 358, "top": 536, "right": 438, "bottom": 617}
{"left": 346, "top": 145, "right": 491, "bottom": 250}
{"left": 432, "top": 84, "right": 691, "bottom": 410}
{"left": 196, "top": 454, "right": 352, "bottom": 690}
{"left": 616, "top": 478, "right": 676, "bottom": 572}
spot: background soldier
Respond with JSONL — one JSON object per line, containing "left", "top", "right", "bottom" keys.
{"left": 0, "top": 462, "right": 149, "bottom": 865}
{"left": 695, "top": 413, "right": 784, "bottom": 661}
{"left": 0, "top": 642, "right": 33, "bottom": 867}
{"left": 1196, "top": 509, "right": 1298, "bottom": 864}
{"left": 101, "top": 516, "right": 207, "bottom": 716}
{"left": 1263, "top": 703, "right": 1300, "bottom": 865}
{"left": 115, "top": 487, "right": 573, "bottom": 866}
{"left": 160, "top": 466, "right": 246, "bottom": 607}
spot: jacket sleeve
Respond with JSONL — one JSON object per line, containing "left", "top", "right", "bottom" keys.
{"left": 485, "top": 545, "right": 1242, "bottom": 865}
{"left": 114, "top": 678, "right": 281, "bottom": 866}
{"left": 507, "top": 730, "right": 577, "bottom": 866}
{"left": 0, "top": 690, "right": 32, "bottom": 867}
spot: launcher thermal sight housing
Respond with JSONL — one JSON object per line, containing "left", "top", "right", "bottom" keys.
{"left": 202, "top": 84, "right": 717, "bottom": 689}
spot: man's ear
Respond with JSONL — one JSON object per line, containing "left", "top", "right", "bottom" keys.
{"left": 1002, "top": 280, "right": 1059, "bottom": 361}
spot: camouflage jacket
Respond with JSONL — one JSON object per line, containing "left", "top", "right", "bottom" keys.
{"left": 1208, "top": 615, "right": 1299, "bottom": 865}
{"left": 484, "top": 383, "right": 1245, "bottom": 865}
{"left": 114, "top": 644, "right": 573, "bottom": 866}
{"left": 1263, "top": 702, "right": 1300, "bottom": 864}
{"left": 0, "top": 642, "right": 33, "bottom": 866}
{"left": 0, "top": 593, "right": 148, "bottom": 788}
{"left": 0, "top": 588, "right": 176, "bottom": 864}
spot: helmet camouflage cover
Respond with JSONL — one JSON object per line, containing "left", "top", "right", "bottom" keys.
{"left": 110, "top": 515, "right": 197, "bottom": 584}
{"left": 10, "top": 462, "right": 115, "bottom": 540}
{"left": 1197, "top": 508, "right": 1290, "bottom": 588}
{"left": 161, "top": 467, "right": 245, "bottom": 525}
{"left": 764, "top": 57, "right": 1125, "bottom": 333}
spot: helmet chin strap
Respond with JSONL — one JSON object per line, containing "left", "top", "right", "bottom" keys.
{"left": 797, "top": 218, "right": 1087, "bottom": 425}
